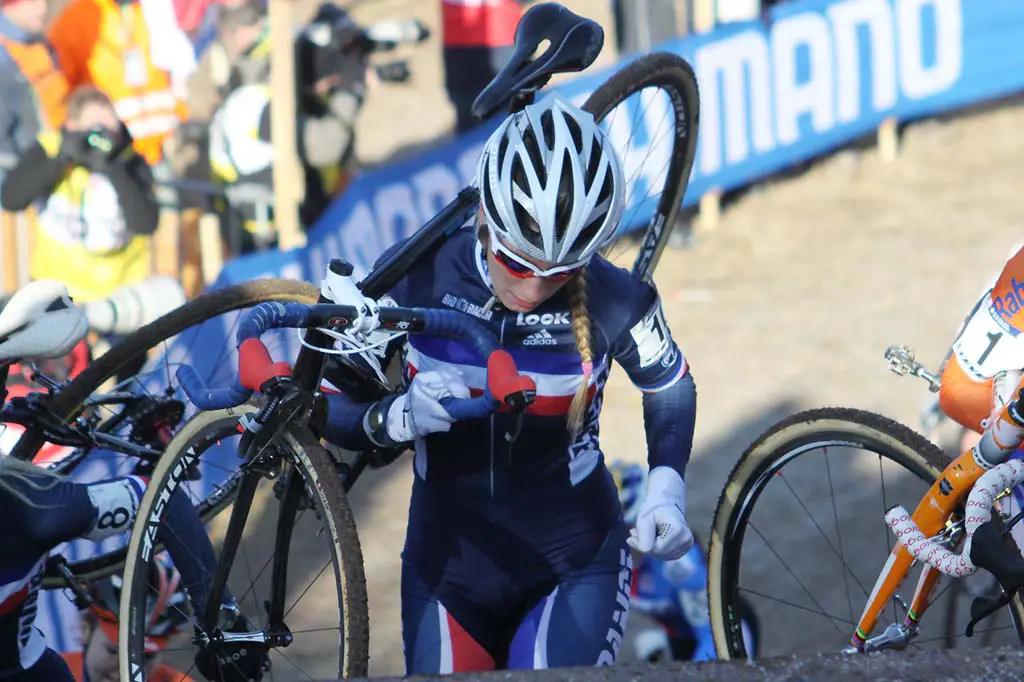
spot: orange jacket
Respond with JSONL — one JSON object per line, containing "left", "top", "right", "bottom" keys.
{"left": 48, "top": 0, "right": 186, "bottom": 165}
{"left": 940, "top": 245, "right": 1024, "bottom": 433}
{"left": 0, "top": 33, "right": 67, "bottom": 130}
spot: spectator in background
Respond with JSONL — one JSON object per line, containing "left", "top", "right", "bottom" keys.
{"left": 0, "top": 0, "right": 68, "bottom": 184}
{"left": 0, "top": 86, "right": 158, "bottom": 303}
{"left": 47, "top": 0, "right": 192, "bottom": 169}
{"left": 205, "top": 0, "right": 370, "bottom": 253}
{"left": 440, "top": 0, "right": 526, "bottom": 133}
{"left": 47, "top": 0, "right": 198, "bottom": 291}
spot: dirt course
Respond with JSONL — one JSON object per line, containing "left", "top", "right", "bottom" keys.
{"left": 314, "top": 0, "right": 1024, "bottom": 676}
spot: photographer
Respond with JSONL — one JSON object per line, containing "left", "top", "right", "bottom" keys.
{"left": 207, "top": 0, "right": 370, "bottom": 253}
{"left": 0, "top": 85, "right": 158, "bottom": 302}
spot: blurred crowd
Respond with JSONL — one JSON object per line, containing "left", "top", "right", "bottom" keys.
{"left": 0, "top": 0, "right": 442, "bottom": 310}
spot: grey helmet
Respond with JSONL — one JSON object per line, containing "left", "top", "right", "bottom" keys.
{"left": 476, "top": 91, "right": 625, "bottom": 265}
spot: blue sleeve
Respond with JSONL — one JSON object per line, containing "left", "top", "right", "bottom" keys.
{"left": 3, "top": 475, "right": 94, "bottom": 553}
{"left": 1, "top": 472, "right": 223, "bottom": 617}
{"left": 609, "top": 282, "right": 694, "bottom": 480}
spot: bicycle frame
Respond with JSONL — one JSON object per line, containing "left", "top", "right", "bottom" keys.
{"left": 850, "top": 373, "right": 1024, "bottom": 651}
{"left": 289, "top": 186, "right": 479, "bottom": 484}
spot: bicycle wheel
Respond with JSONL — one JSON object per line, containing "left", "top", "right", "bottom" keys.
{"left": 118, "top": 408, "right": 369, "bottom": 681}
{"left": 707, "top": 407, "right": 1024, "bottom": 659}
{"left": 582, "top": 52, "right": 699, "bottom": 281}
{"left": 26, "top": 279, "right": 319, "bottom": 588}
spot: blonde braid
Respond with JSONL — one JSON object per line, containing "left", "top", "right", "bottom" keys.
{"left": 567, "top": 272, "right": 593, "bottom": 437}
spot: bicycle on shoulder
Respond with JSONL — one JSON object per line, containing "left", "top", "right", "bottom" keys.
{"left": 115, "top": 3, "right": 704, "bottom": 680}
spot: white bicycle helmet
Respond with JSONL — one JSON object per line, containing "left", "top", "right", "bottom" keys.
{"left": 477, "top": 91, "right": 625, "bottom": 265}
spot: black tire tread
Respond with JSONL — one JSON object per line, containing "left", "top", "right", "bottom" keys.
{"left": 288, "top": 426, "right": 370, "bottom": 678}
{"left": 117, "top": 411, "right": 370, "bottom": 679}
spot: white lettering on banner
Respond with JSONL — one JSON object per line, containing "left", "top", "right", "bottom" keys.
{"left": 828, "top": 0, "right": 898, "bottom": 124}
{"left": 898, "top": 0, "right": 962, "bottom": 98}
{"left": 695, "top": 0, "right": 963, "bottom": 175}
{"left": 338, "top": 201, "right": 380, "bottom": 278}
{"left": 374, "top": 184, "right": 418, "bottom": 252}
{"left": 412, "top": 165, "right": 461, "bottom": 221}
{"left": 457, "top": 143, "right": 485, "bottom": 190}
{"left": 325, "top": 152, "right": 482, "bottom": 279}
{"left": 772, "top": 13, "right": 834, "bottom": 145}
{"left": 696, "top": 31, "right": 774, "bottom": 174}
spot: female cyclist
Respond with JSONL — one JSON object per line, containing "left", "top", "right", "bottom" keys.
{"left": 0, "top": 455, "right": 260, "bottom": 682}
{"left": 323, "top": 91, "right": 697, "bottom": 672}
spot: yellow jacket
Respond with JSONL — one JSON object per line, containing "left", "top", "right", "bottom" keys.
{"left": 30, "top": 130, "right": 151, "bottom": 302}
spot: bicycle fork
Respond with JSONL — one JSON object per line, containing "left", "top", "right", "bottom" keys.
{"left": 848, "top": 378, "right": 1024, "bottom": 652}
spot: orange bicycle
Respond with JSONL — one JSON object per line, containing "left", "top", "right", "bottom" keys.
{"left": 707, "top": 345, "right": 1024, "bottom": 658}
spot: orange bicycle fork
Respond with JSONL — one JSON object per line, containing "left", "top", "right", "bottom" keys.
{"left": 848, "top": 388, "right": 1024, "bottom": 652}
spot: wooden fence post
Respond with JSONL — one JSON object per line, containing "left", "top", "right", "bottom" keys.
{"left": 878, "top": 116, "right": 899, "bottom": 162}
{"left": 2, "top": 212, "right": 17, "bottom": 293}
{"left": 269, "top": 0, "right": 305, "bottom": 251}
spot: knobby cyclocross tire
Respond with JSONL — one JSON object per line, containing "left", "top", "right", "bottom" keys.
{"left": 583, "top": 52, "right": 699, "bottom": 282}
{"left": 706, "top": 407, "right": 1024, "bottom": 659}
{"left": 27, "top": 279, "right": 319, "bottom": 587}
{"left": 117, "top": 408, "right": 369, "bottom": 681}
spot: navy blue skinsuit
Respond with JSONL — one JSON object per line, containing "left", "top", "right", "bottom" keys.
{"left": 0, "top": 472, "right": 215, "bottom": 681}
{"left": 324, "top": 228, "right": 697, "bottom": 672}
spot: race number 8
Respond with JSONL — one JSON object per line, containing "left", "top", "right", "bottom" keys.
{"left": 97, "top": 507, "right": 130, "bottom": 530}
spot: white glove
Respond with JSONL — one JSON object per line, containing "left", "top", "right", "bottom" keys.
{"left": 627, "top": 466, "right": 693, "bottom": 561}
{"left": 385, "top": 369, "right": 470, "bottom": 442}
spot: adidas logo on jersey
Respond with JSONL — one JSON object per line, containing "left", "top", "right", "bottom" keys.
{"left": 523, "top": 329, "right": 558, "bottom": 346}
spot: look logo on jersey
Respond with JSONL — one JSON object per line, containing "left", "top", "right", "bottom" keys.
{"left": 516, "top": 312, "right": 570, "bottom": 327}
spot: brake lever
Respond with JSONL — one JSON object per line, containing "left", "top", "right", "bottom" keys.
{"left": 966, "top": 588, "right": 1017, "bottom": 637}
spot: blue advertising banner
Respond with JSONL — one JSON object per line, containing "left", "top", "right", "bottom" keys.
{"left": 213, "top": 0, "right": 1024, "bottom": 287}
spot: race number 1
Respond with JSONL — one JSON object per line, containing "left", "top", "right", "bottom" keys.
{"left": 952, "top": 297, "right": 1024, "bottom": 380}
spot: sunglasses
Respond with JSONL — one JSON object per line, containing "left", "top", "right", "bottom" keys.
{"left": 488, "top": 233, "right": 587, "bottom": 283}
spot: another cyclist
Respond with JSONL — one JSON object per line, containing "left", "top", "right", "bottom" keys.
{"left": 323, "top": 91, "right": 697, "bottom": 672}
{"left": 60, "top": 554, "right": 193, "bottom": 682}
{"left": 608, "top": 460, "right": 759, "bottom": 663}
{"left": 934, "top": 242, "right": 1024, "bottom": 546}
{"left": 0, "top": 454, "right": 260, "bottom": 682}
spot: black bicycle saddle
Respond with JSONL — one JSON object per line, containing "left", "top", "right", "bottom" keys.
{"left": 471, "top": 2, "right": 603, "bottom": 120}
